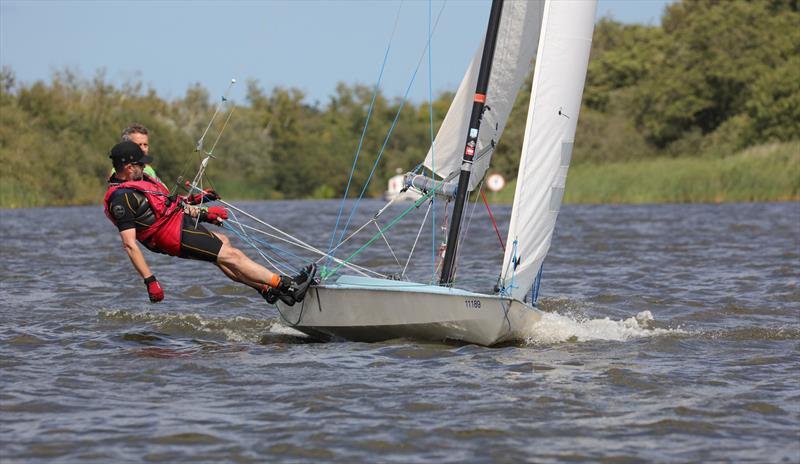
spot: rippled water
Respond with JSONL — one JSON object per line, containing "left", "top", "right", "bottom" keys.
{"left": 1, "top": 200, "right": 798, "bottom": 462}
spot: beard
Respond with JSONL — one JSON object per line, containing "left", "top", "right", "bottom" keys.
{"left": 131, "top": 166, "right": 144, "bottom": 181}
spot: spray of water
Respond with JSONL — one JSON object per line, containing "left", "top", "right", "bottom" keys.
{"left": 524, "top": 309, "right": 686, "bottom": 346}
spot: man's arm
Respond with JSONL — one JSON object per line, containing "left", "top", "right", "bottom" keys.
{"left": 119, "top": 228, "right": 152, "bottom": 279}
{"left": 119, "top": 228, "right": 165, "bottom": 302}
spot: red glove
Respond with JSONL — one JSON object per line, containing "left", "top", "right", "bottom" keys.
{"left": 144, "top": 275, "right": 164, "bottom": 303}
{"left": 187, "top": 189, "right": 220, "bottom": 205}
{"left": 200, "top": 206, "right": 228, "bottom": 225}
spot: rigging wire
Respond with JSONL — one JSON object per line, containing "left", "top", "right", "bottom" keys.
{"left": 196, "top": 79, "right": 236, "bottom": 154}
{"left": 428, "top": 0, "right": 437, "bottom": 281}
{"left": 319, "top": 143, "right": 495, "bottom": 281}
{"left": 332, "top": 1, "right": 449, "bottom": 256}
{"left": 325, "top": 1, "right": 404, "bottom": 269}
{"left": 373, "top": 220, "right": 402, "bottom": 269}
{"left": 218, "top": 199, "right": 381, "bottom": 276}
{"left": 322, "top": 185, "right": 442, "bottom": 279}
{"left": 401, "top": 198, "right": 433, "bottom": 279}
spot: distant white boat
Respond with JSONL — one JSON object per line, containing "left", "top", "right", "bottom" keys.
{"left": 278, "top": 0, "right": 598, "bottom": 346}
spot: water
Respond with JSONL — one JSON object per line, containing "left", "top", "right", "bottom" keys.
{"left": 1, "top": 200, "right": 798, "bottom": 462}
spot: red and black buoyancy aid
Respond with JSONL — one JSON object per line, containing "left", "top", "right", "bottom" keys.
{"left": 103, "top": 174, "right": 184, "bottom": 256}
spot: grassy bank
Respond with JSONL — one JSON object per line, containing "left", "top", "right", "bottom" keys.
{"left": 487, "top": 141, "right": 799, "bottom": 205}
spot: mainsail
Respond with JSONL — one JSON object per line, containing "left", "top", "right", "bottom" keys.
{"left": 500, "top": 0, "right": 597, "bottom": 300}
{"left": 422, "top": 1, "right": 545, "bottom": 191}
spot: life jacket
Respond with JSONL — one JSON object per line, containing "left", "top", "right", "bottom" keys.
{"left": 103, "top": 174, "right": 184, "bottom": 256}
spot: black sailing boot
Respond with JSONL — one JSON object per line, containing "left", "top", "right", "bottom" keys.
{"left": 273, "top": 264, "right": 317, "bottom": 306}
{"left": 259, "top": 286, "right": 279, "bottom": 304}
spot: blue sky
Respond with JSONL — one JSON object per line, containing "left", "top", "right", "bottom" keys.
{"left": 1, "top": 0, "right": 670, "bottom": 105}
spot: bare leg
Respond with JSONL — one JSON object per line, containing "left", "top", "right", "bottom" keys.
{"left": 212, "top": 232, "right": 278, "bottom": 290}
{"left": 209, "top": 234, "right": 244, "bottom": 282}
{"left": 216, "top": 262, "right": 243, "bottom": 283}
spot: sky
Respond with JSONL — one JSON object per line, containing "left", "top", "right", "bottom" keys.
{"left": 1, "top": 0, "right": 671, "bottom": 105}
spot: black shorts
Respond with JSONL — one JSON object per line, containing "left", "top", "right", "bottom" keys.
{"left": 179, "top": 216, "right": 223, "bottom": 262}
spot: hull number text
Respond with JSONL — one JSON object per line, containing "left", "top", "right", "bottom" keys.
{"left": 465, "top": 299, "right": 481, "bottom": 309}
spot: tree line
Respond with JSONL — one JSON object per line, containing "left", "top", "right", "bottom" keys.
{"left": 1, "top": 0, "right": 797, "bottom": 207}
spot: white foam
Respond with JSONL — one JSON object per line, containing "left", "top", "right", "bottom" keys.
{"left": 268, "top": 320, "right": 310, "bottom": 338}
{"left": 524, "top": 310, "right": 683, "bottom": 345}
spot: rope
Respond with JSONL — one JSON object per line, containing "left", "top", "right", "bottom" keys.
{"left": 530, "top": 264, "right": 543, "bottom": 305}
{"left": 499, "top": 239, "right": 519, "bottom": 297}
{"left": 218, "top": 199, "right": 382, "bottom": 278}
{"left": 480, "top": 189, "right": 505, "bottom": 251}
{"left": 326, "top": 3, "right": 403, "bottom": 267}
{"left": 322, "top": 187, "right": 439, "bottom": 279}
{"left": 222, "top": 220, "right": 295, "bottom": 276}
{"left": 333, "top": 1, "right": 449, "bottom": 255}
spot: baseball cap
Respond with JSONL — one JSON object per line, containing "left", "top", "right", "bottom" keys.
{"left": 109, "top": 141, "right": 153, "bottom": 165}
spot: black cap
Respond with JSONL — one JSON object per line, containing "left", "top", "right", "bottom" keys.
{"left": 109, "top": 141, "right": 153, "bottom": 165}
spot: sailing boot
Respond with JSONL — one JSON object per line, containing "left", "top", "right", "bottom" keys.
{"left": 258, "top": 273, "right": 287, "bottom": 305}
{"left": 259, "top": 286, "right": 279, "bottom": 305}
{"left": 273, "top": 264, "right": 317, "bottom": 306}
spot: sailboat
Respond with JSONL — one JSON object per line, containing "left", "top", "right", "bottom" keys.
{"left": 275, "top": 0, "right": 597, "bottom": 346}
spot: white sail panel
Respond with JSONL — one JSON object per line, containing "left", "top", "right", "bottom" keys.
{"left": 422, "top": 1, "right": 545, "bottom": 191}
{"left": 500, "top": 0, "right": 597, "bottom": 300}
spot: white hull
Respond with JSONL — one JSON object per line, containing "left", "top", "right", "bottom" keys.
{"left": 277, "top": 276, "right": 542, "bottom": 346}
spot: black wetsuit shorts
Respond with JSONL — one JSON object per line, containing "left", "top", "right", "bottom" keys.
{"left": 179, "top": 215, "right": 223, "bottom": 263}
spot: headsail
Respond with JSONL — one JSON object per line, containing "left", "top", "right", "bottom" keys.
{"left": 422, "top": 1, "right": 545, "bottom": 191}
{"left": 500, "top": 0, "right": 597, "bottom": 300}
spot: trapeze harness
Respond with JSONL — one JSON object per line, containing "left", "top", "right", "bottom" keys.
{"left": 103, "top": 174, "right": 184, "bottom": 256}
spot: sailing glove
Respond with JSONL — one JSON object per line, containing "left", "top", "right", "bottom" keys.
{"left": 200, "top": 206, "right": 228, "bottom": 225}
{"left": 187, "top": 188, "right": 220, "bottom": 205}
{"left": 144, "top": 275, "right": 164, "bottom": 303}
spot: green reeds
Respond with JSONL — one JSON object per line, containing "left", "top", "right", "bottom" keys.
{"left": 488, "top": 141, "right": 799, "bottom": 205}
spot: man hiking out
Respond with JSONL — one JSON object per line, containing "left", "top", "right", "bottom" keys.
{"left": 103, "top": 140, "right": 314, "bottom": 305}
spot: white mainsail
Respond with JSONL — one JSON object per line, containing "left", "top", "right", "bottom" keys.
{"left": 500, "top": 0, "right": 597, "bottom": 300}
{"left": 422, "top": 1, "right": 545, "bottom": 191}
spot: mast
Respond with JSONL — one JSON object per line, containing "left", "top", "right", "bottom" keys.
{"left": 439, "top": 0, "right": 504, "bottom": 286}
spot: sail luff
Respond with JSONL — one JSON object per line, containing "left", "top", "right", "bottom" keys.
{"left": 500, "top": 0, "right": 597, "bottom": 301}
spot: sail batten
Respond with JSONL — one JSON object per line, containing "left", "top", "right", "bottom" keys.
{"left": 500, "top": 0, "right": 597, "bottom": 300}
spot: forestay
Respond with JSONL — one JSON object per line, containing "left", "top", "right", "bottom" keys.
{"left": 500, "top": 0, "right": 597, "bottom": 300}
{"left": 422, "top": 1, "right": 545, "bottom": 191}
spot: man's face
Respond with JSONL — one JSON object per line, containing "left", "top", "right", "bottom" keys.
{"left": 128, "top": 132, "right": 150, "bottom": 156}
{"left": 128, "top": 163, "right": 144, "bottom": 181}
